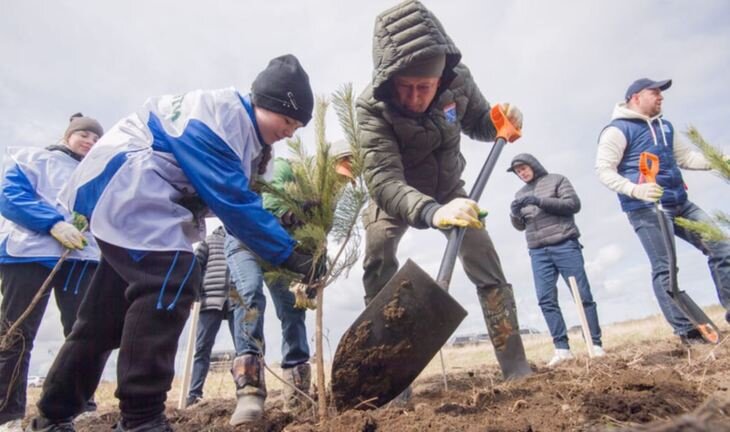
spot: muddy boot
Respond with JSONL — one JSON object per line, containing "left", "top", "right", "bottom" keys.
{"left": 230, "top": 354, "right": 267, "bottom": 425}
{"left": 282, "top": 363, "right": 311, "bottom": 412}
{"left": 478, "top": 285, "right": 533, "bottom": 380}
{"left": 494, "top": 333, "right": 533, "bottom": 379}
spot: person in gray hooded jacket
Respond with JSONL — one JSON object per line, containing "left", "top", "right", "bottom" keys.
{"left": 509, "top": 153, "right": 604, "bottom": 366}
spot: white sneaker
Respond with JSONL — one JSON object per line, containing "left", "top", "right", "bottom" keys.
{"left": 0, "top": 419, "right": 23, "bottom": 432}
{"left": 592, "top": 345, "right": 606, "bottom": 357}
{"left": 547, "top": 348, "right": 573, "bottom": 367}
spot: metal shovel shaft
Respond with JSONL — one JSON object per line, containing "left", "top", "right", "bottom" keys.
{"left": 437, "top": 137, "right": 508, "bottom": 290}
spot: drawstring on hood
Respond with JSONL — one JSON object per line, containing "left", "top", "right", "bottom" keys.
{"left": 612, "top": 102, "right": 669, "bottom": 147}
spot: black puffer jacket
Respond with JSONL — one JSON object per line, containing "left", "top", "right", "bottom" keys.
{"left": 509, "top": 153, "right": 581, "bottom": 249}
{"left": 194, "top": 226, "right": 233, "bottom": 311}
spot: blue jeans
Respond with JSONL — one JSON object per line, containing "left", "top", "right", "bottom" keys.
{"left": 224, "top": 235, "right": 310, "bottom": 369}
{"left": 529, "top": 238, "right": 602, "bottom": 349}
{"left": 627, "top": 200, "right": 730, "bottom": 334}
{"left": 188, "top": 307, "right": 235, "bottom": 399}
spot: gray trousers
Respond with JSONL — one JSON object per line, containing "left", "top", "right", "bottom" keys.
{"left": 361, "top": 203, "right": 521, "bottom": 353}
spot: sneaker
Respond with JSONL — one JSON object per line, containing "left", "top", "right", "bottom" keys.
{"left": 592, "top": 345, "right": 606, "bottom": 357}
{"left": 679, "top": 329, "right": 708, "bottom": 346}
{"left": 25, "top": 417, "right": 75, "bottom": 432}
{"left": 184, "top": 395, "right": 202, "bottom": 408}
{"left": 0, "top": 419, "right": 22, "bottom": 432}
{"left": 111, "top": 415, "right": 172, "bottom": 432}
{"left": 546, "top": 348, "right": 573, "bottom": 367}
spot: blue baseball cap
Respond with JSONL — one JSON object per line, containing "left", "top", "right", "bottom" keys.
{"left": 625, "top": 78, "right": 672, "bottom": 101}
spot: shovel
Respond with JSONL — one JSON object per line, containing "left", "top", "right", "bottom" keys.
{"left": 639, "top": 152, "right": 720, "bottom": 344}
{"left": 331, "top": 106, "right": 521, "bottom": 411}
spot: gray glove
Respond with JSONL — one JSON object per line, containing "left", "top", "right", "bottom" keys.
{"left": 282, "top": 250, "right": 327, "bottom": 284}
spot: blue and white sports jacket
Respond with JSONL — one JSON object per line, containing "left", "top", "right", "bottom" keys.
{"left": 58, "top": 88, "right": 295, "bottom": 265}
{"left": 0, "top": 146, "right": 100, "bottom": 267}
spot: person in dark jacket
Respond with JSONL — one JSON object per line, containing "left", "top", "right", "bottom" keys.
{"left": 596, "top": 78, "right": 730, "bottom": 344}
{"left": 185, "top": 226, "right": 236, "bottom": 407}
{"left": 509, "top": 153, "right": 604, "bottom": 367}
{"left": 357, "top": 0, "right": 532, "bottom": 381}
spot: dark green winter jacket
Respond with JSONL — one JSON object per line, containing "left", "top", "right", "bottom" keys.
{"left": 357, "top": 0, "right": 497, "bottom": 228}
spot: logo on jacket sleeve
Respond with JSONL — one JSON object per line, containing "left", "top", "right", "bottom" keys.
{"left": 443, "top": 103, "right": 457, "bottom": 124}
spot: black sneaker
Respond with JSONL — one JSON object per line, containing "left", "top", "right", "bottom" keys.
{"left": 25, "top": 417, "right": 75, "bottom": 432}
{"left": 679, "top": 328, "right": 708, "bottom": 346}
{"left": 111, "top": 415, "right": 173, "bottom": 432}
{"left": 84, "top": 398, "right": 98, "bottom": 413}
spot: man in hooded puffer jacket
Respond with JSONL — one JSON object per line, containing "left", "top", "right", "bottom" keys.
{"left": 508, "top": 153, "right": 605, "bottom": 367}
{"left": 357, "top": 0, "right": 532, "bottom": 382}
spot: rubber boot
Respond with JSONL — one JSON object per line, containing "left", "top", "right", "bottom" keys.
{"left": 494, "top": 333, "right": 533, "bottom": 379}
{"left": 230, "top": 354, "right": 266, "bottom": 425}
{"left": 282, "top": 363, "right": 311, "bottom": 412}
{"left": 478, "top": 285, "right": 533, "bottom": 380}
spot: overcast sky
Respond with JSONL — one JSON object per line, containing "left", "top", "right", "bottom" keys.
{"left": 2, "top": 1, "right": 729, "bottom": 379}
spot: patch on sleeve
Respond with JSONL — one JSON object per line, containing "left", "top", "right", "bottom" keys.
{"left": 443, "top": 102, "right": 457, "bottom": 124}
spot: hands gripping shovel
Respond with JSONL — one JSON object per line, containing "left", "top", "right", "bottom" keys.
{"left": 330, "top": 106, "right": 528, "bottom": 411}
{"left": 639, "top": 152, "right": 720, "bottom": 344}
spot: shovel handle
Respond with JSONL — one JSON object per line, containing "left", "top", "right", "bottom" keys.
{"left": 437, "top": 105, "right": 521, "bottom": 288}
{"left": 490, "top": 105, "right": 522, "bottom": 143}
{"left": 639, "top": 152, "right": 659, "bottom": 184}
{"left": 437, "top": 107, "right": 521, "bottom": 289}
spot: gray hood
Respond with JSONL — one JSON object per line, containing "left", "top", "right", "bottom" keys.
{"left": 507, "top": 153, "right": 548, "bottom": 181}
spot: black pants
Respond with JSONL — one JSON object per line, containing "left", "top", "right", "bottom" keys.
{"left": 0, "top": 260, "right": 96, "bottom": 424}
{"left": 37, "top": 240, "right": 199, "bottom": 426}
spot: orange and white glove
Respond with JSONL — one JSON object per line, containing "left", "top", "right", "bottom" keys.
{"left": 499, "top": 103, "right": 523, "bottom": 130}
{"left": 632, "top": 183, "right": 664, "bottom": 202}
{"left": 50, "top": 221, "right": 87, "bottom": 250}
{"left": 432, "top": 198, "right": 483, "bottom": 229}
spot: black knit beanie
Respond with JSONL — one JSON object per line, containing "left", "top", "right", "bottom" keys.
{"left": 64, "top": 112, "right": 104, "bottom": 139}
{"left": 251, "top": 54, "right": 314, "bottom": 126}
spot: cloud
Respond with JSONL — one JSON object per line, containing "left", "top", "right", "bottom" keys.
{"left": 2, "top": 0, "right": 728, "bottom": 376}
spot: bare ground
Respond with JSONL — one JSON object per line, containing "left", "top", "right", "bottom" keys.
{"left": 24, "top": 309, "right": 730, "bottom": 431}
{"left": 65, "top": 339, "right": 730, "bottom": 431}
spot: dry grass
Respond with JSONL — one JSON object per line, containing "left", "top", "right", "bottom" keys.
{"left": 26, "top": 305, "right": 727, "bottom": 410}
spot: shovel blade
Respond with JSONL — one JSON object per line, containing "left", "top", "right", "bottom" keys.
{"left": 331, "top": 259, "right": 467, "bottom": 411}
{"left": 671, "top": 290, "right": 721, "bottom": 344}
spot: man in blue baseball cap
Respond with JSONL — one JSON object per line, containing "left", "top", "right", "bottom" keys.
{"left": 624, "top": 78, "right": 672, "bottom": 101}
{"left": 596, "top": 77, "right": 730, "bottom": 345}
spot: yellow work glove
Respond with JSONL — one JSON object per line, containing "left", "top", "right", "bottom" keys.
{"left": 50, "top": 221, "right": 87, "bottom": 250}
{"left": 632, "top": 183, "right": 664, "bottom": 202}
{"left": 290, "top": 282, "right": 317, "bottom": 310}
{"left": 499, "top": 103, "right": 523, "bottom": 131}
{"left": 433, "top": 198, "right": 484, "bottom": 229}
